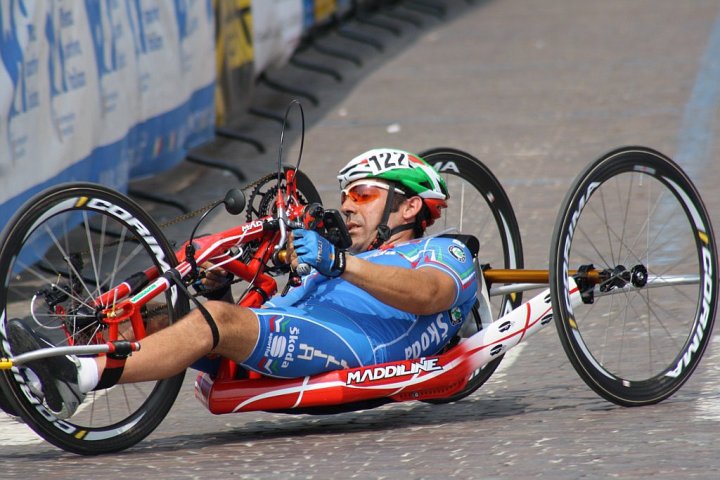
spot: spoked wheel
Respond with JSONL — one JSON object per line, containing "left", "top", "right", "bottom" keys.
{"left": 549, "top": 146, "right": 718, "bottom": 406}
{"left": 0, "top": 183, "right": 189, "bottom": 454}
{"left": 420, "top": 148, "right": 524, "bottom": 403}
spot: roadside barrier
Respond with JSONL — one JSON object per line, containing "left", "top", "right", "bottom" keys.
{"left": 0, "top": 0, "right": 451, "bottom": 225}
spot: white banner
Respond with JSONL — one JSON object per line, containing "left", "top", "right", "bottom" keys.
{"left": 251, "top": 0, "right": 303, "bottom": 76}
{"left": 0, "top": 0, "right": 215, "bottom": 224}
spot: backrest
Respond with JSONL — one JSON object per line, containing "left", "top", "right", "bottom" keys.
{"left": 438, "top": 233, "right": 479, "bottom": 257}
{"left": 439, "top": 233, "right": 492, "bottom": 336}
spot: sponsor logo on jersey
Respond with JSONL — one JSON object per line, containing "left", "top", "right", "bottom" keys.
{"left": 261, "top": 326, "right": 299, "bottom": 374}
{"left": 448, "top": 245, "right": 466, "bottom": 263}
{"left": 404, "top": 315, "right": 450, "bottom": 359}
{"left": 269, "top": 335, "right": 287, "bottom": 357}
{"left": 450, "top": 307, "right": 463, "bottom": 326}
{"left": 297, "top": 344, "right": 349, "bottom": 369}
{"left": 261, "top": 316, "right": 301, "bottom": 372}
{"left": 281, "top": 326, "right": 300, "bottom": 369}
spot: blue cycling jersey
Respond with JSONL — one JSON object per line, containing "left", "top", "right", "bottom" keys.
{"left": 242, "top": 236, "right": 477, "bottom": 378}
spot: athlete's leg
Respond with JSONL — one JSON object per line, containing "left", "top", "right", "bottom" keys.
{"left": 95, "top": 301, "right": 259, "bottom": 384}
{"left": 5, "top": 301, "right": 261, "bottom": 418}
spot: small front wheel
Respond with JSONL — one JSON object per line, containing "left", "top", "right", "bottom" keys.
{"left": 0, "top": 183, "right": 189, "bottom": 454}
{"left": 549, "top": 146, "right": 718, "bottom": 406}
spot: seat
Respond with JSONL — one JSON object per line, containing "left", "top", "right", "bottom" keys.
{"left": 438, "top": 233, "right": 479, "bottom": 258}
{"left": 438, "top": 233, "right": 492, "bottom": 338}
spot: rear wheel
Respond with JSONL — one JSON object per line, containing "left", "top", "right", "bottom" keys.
{"left": 0, "top": 183, "right": 189, "bottom": 454}
{"left": 549, "top": 146, "right": 717, "bottom": 406}
{"left": 421, "top": 148, "right": 524, "bottom": 403}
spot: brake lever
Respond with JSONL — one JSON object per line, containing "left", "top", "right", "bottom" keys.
{"left": 275, "top": 205, "right": 288, "bottom": 253}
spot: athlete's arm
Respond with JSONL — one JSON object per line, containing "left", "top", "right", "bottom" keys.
{"left": 289, "top": 229, "right": 459, "bottom": 314}
{"left": 340, "top": 255, "right": 457, "bottom": 315}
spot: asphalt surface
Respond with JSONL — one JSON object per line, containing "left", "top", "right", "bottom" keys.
{"left": 3, "top": 0, "right": 720, "bottom": 478}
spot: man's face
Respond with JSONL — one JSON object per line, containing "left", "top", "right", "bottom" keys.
{"left": 340, "top": 179, "right": 400, "bottom": 253}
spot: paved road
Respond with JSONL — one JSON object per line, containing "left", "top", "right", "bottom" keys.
{"left": 3, "top": 0, "right": 720, "bottom": 478}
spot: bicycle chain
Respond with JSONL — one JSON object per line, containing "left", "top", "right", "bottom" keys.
{"left": 157, "top": 171, "right": 280, "bottom": 229}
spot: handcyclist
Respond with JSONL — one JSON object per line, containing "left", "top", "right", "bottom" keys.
{"left": 8, "top": 148, "right": 478, "bottom": 419}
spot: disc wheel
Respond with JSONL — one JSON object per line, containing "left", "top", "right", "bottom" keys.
{"left": 420, "top": 148, "right": 524, "bottom": 403}
{"left": 549, "top": 146, "right": 718, "bottom": 406}
{"left": 0, "top": 183, "right": 189, "bottom": 454}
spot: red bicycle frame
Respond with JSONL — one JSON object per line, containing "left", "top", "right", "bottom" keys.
{"left": 84, "top": 167, "right": 584, "bottom": 415}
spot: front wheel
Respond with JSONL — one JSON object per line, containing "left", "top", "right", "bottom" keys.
{"left": 549, "top": 146, "right": 718, "bottom": 406}
{"left": 0, "top": 183, "right": 189, "bottom": 454}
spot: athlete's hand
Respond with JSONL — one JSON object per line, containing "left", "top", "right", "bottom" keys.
{"left": 195, "top": 263, "right": 234, "bottom": 302}
{"left": 292, "top": 229, "right": 346, "bottom": 277}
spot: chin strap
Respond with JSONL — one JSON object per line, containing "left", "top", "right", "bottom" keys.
{"left": 367, "top": 187, "right": 415, "bottom": 250}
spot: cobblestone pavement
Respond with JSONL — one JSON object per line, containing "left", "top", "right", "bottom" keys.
{"left": 3, "top": 0, "right": 720, "bottom": 478}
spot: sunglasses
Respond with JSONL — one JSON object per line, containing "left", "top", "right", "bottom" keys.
{"left": 340, "top": 180, "right": 406, "bottom": 205}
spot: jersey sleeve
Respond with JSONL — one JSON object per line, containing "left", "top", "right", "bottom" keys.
{"left": 411, "top": 237, "right": 478, "bottom": 307}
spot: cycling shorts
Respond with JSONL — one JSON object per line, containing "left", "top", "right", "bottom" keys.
{"left": 242, "top": 305, "right": 463, "bottom": 378}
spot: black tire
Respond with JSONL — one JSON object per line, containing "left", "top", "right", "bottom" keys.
{"left": 0, "top": 183, "right": 189, "bottom": 454}
{"left": 420, "top": 148, "right": 524, "bottom": 403}
{"left": 549, "top": 146, "right": 718, "bottom": 406}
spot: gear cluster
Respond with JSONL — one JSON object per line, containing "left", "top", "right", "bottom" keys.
{"left": 245, "top": 172, "right": 310, "bottom": 222}
{"left": 243, "top": 172, "right": 311, "bottom": 277}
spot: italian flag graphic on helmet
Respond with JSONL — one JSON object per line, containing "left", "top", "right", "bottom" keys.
{"left": 337, "top": 148, "right": 449, "bottom": 224}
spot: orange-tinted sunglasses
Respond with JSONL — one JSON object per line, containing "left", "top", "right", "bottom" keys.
{"left": 340, "top": 180, "right": 405, "bottom": 205}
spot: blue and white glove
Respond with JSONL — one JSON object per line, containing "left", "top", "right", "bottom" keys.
{"left": 292, "top": 229, "right": 347, "bottom": 277}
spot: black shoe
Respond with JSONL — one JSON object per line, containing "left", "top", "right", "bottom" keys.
{"left": 6, "top": 319, "right": 85, "bottom": 419}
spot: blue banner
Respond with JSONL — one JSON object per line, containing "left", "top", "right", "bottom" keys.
{"left": 0, "top": 0, "right": 215, "bottom": 226}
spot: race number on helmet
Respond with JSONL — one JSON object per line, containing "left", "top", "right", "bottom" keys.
{"left": 337, "top": 148, "right": 449, "bottom": 226}
{"left": 337, "top": 148, "right": 449, "bottom": 200}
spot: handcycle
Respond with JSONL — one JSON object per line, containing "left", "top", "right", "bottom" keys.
{"left": 0, "top": 105, "right": 717, "bottom": 455}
